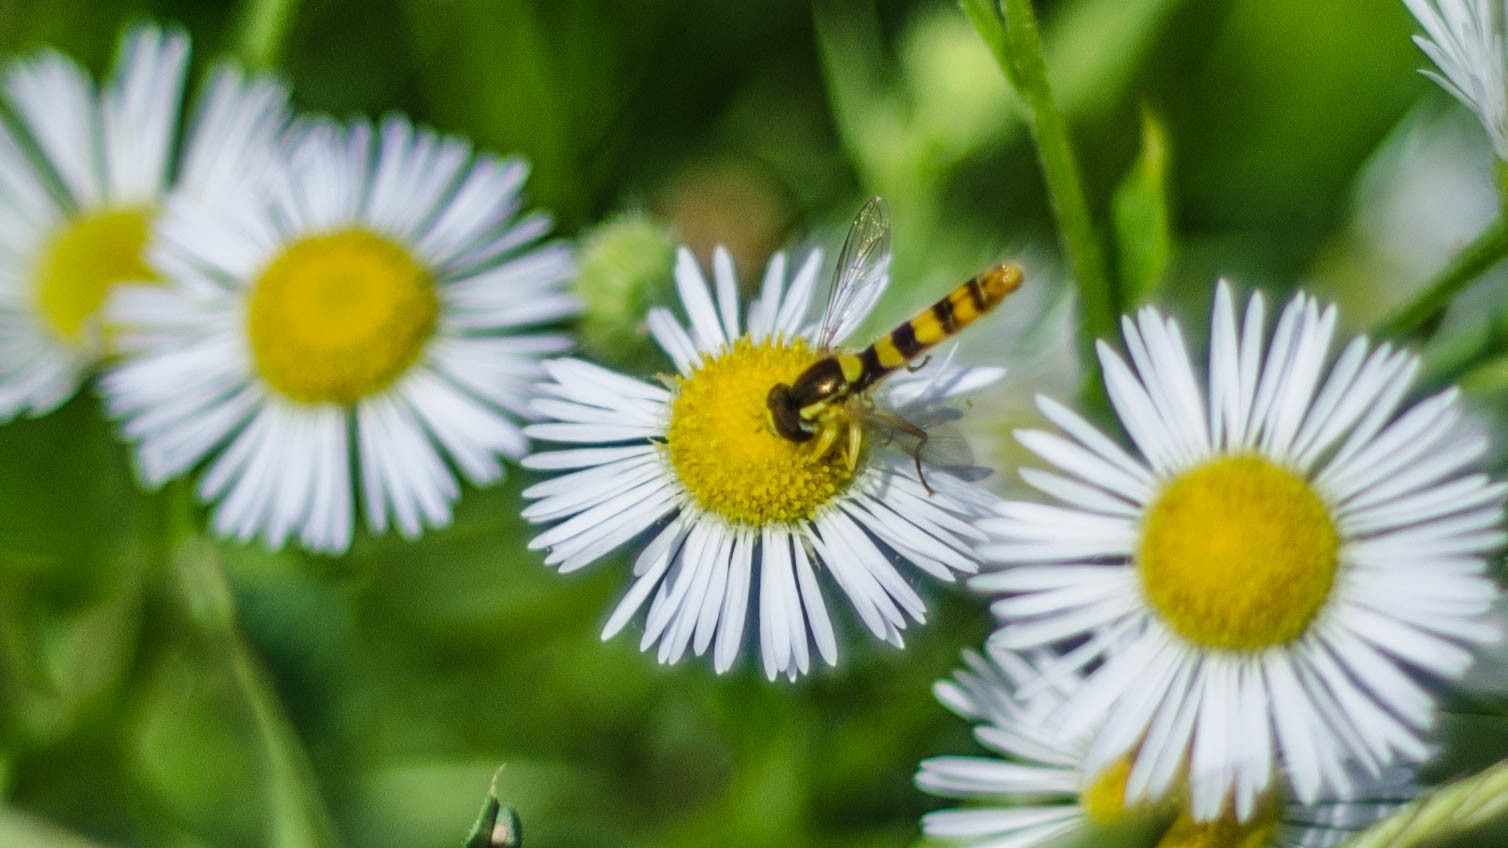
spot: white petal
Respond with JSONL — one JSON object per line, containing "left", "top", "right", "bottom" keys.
{"left": 674, "top": 248, "right": 726, "bottom": 352}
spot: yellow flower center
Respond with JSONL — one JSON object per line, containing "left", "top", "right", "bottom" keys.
{"left": 1081, "top": 757, "right": 1175, "bottom": 829}
{"left": 1079, "top": 751, "right": 1182, "bottom": 832}
{"left": 1082, "top": 758, "right": 1138, "bottom": 824}
{"left": 666, "top": 336, "right": 856, "bottom": 524}
{"left": 1139, "top": 455, "right": 1339, "bottom": 651}
{"left": 1154, "top": 799, "right": 1282, "bottom": 848}
{"left": 246, "top": 229, "right": 438, "bottom": 404}
{"left": 34, "top": 206, "right": 157, "bottom": 350}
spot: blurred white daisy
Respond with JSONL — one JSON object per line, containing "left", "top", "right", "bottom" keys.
{"left": 976, "top": 283, "right": 1503, "bottom": 821}
{"left": 103, "top": 116, "right": 575, "bottom": 553}
{"left": 917, "top": 647, "right": 1164, "bottom": 848}
{"left": 0, "top": 24, "right": 290, "bottom": 419}
{"left": 917, "top": 646, "right": 1417, "bottom": 848}
{"left": 522, "top": 243, "right": 1004, "bottom": 680}
{"left": 1403, "top": 0, "right": 1508, "bottom": 158}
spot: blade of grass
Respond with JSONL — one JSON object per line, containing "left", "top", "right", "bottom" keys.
{"left": 1344, "top": 757, "right": 1508, "bottom": 848}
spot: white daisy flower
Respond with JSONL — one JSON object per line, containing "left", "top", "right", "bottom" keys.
{"left": 976, "top": 282, "right": 1504, "bottom": 821}
{"left": 917, "top": 646, "right": 1418, "bottom": 848}
{"left": 1402, "top": 0, "right": 1508, "bottom": 159}
{"left": 102, "top": 116, "right": 576, "bottom": 554}
{"left": 917, "top": 647, "right": 1152, "bottom": 848}
{"left": 0, "top": 24, "right": 291, "bottom": 419}
{"left": 522, "top": 236, "right": 1007, "bottom": 680}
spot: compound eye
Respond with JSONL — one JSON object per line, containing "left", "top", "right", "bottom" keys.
{"left": 766, "top": 383, "right": 814, "bottom": 442}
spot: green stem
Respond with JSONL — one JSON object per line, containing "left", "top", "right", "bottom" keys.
{"left": 228, "top": 612, "right": 341, "bottom": 848}
{"left": 964, "top": 0, "right": 1119, "bottom": 378}
{"left": 235, "top": 0, "right": 301, "bottom": 68}
{"left": 170, "top": 536, "right": 340, "bottom": 848}
{"left": 1418, "top": 316, "right": 1506, "bottom": 392}
{"left": 1344, "top": 757, "right": 1508, "bottom": 848}
{"left": 1375, "top": 217, "right": 1508, "bottom": 341}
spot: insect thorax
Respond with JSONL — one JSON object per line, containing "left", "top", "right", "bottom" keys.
{"left": 766, "top": 356, "right": 860, "bottom": 443}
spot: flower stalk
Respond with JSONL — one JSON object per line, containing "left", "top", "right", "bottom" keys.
{"left": 236, "top": 0, "right": 301, "bottom": 68}
{"left": 1375, "top": 216, "right": 1508, "bottom": 341}
{"left": 166, "top": 493, "right": 340, "bottom": 848}
{"left": 962, "top": 0, "right": 1118, "bottom": 374}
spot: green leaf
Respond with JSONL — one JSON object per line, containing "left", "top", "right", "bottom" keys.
{"left": 1111, "top": 106, "right": 1175, "bottom": 305}
{"left": 1345, "top": 757, "right": 1508, "bottom": 848}
{"left": 1050, "top": 0, "right": 1192, "bottom": 119}
{"left": 464, "top": 769, "right": 522, "bottom": 848}
{"left": 958, "top": 0, "right": 1016, "bottom": 90}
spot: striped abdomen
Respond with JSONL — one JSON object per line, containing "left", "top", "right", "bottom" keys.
{"left": 847, "top": 261, "right": 1024, "bottom": 393}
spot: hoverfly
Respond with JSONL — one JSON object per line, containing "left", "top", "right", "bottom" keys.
{"left": 765, "top": 196, "right": 1023, "bottom": 490}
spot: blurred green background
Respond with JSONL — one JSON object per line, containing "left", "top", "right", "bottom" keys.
{"left": 2, "top": 0, "right": 1508, "bottom": 846}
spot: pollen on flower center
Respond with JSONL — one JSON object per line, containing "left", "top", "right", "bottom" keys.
{"left": 246, "top": 228, "right": 438, "bottom": 404}
{"left": 1081, "top": 757, "right": 1172, "bottom": 825}
{"left": 666, "top": 336, "right": 856, "bottom": 525}
{"left": 1081, "top": 758, "right": 1137, "bottom": 824}
{"left": 34, "top": 206, "right": 157, "bottom": 350}
{"left": 1139, "top": 455, "right": 1339, "bottom": 651}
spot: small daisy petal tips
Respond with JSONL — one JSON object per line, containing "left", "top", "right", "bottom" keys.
{"left": 916, "top": 649, "right": 1118, "bottom": 848}
{"left": 975, "top": 282, "right": 1504, "bottom": 822}
{"left": 1403, "top": 0, "right": 1508, "bottom": 158}
{"left": 917, "top": 647, "right": 1417, "bottom": 848}
{"left": 103, "top": 116, "right": 576, "bottom": 554}
{"left": 523, "top": 202, "right": 1011, "bottom": 679}
{"left": 0, "top": 24, "right": 288, "bottom": 419}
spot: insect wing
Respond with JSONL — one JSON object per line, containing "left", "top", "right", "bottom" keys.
{"left": 814, "top": 196, "right": 892, "bottom": 351}
{"left": 859, "top": 405, "right": 978, "bottom": 473}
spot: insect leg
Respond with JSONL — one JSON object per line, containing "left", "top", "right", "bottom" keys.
{"left": 913, "top": 437, "right": 933, "bottom": 496}
{"left": 886, "top": 412, "right": 935, "bottom": 495}
{"left": 845, "top": 415, "right": 863, "bottom": 472}
{"left": 809, "top": 418, "right": 840, "bottom": 463}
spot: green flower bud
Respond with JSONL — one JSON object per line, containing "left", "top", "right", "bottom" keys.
{"left": 574, "top": 213, "right": 677, "bottom": 370}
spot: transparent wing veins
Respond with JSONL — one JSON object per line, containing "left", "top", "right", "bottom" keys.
{"left": 814, "top": 195, "right": 891, "bottom": 350}
{"left": 858, "top": 403, "right": 977, "bottom": 471}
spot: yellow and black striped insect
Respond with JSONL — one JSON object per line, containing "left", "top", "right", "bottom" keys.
{"left": 766, "top": 196, "right": 1024, "bottom": 488}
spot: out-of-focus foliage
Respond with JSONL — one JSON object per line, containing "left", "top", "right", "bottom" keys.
{"left": 1, "top": 1, "right": 1507, "bottom": 847}
{"left": 1111, "top": 107, "right": 1173, "bottom": 306}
